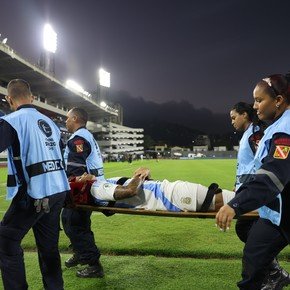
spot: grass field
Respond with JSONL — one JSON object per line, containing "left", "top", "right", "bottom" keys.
{"left": 0, "top": 159, "right": 290, "bottom": 289}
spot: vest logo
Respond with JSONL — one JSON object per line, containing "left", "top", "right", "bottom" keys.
{"left": 42, "top": 160, "right": 64, "bottom": 172}
{"left": 273, "top": 145, "right": 290, "bottom": 159}
{"left": 38, "top": 119, "right": 52, "bottom": 137}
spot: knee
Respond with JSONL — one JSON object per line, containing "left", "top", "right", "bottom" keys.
{"left": 0, "top": 233, "right": 22, "bottom": 256}
{"left": 61, "top": 209, "right": 75, "bottom": 235}
{"left": 38, "top": 244, "right": 59, "bottom": 255}
{"left": 61, "top": 208, "right": 69, "bottom": 225}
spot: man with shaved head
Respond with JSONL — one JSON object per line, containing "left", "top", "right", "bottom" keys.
{"left": 0, "top": 79, "right": 70, "bottom": 290}
{"left": 62, "top": 107, "right": 105, "bottom": 278}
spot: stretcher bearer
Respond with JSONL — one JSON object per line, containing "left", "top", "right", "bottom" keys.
{"left": 61, "top": 107, "right": 105, "bottom": 278}
{"left": 230, "top": 102, "right": 263, "bottom": 192}
{"left": 230, "top": 102, "right": 289, "bottom": 288}
{"left": 0, "top": 79, "right": 70, "bottom": 290}
{"left": 216, "top": 74, "right": 290, "bottom": 289}
{"left": 230, "top": 102, "right": 262, "bottom": 242}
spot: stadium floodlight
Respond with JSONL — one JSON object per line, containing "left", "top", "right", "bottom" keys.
{"left": 66, "top": 79, "right": 85, "bottom": 94}
{"left": 83, "top": 91, "right": 91, "bottom": 97}
{"left": 2, "top": 38, "right": 7, "bottom": 44}
{"left": 43, "top": 24, "right": 57, "bottom": 53}
{"left": 100, "top": 101, "right": 107, "bottom": 108}
{"left": 99, "top": 68, "right": 110, "bottom": 87}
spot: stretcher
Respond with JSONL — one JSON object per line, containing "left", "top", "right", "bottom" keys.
{"left": 75, "top": 204, "right": 258, "bottom": 219}
{"left": 68, "top": 181, "right": 259, "bottom": 219}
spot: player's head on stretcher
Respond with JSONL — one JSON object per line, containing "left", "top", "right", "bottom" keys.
{"left": 69, "top": 167, "right": 235, "bottom": 212}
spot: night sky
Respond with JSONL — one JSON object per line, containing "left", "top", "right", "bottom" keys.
{"left": 0, "top": 0, "right": 290, "bottom": 114}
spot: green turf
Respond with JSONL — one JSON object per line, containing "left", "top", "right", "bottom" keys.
{"left": 104, "top": 159, "right": 236, "bottom": 190}
{"left": 0, "top": 160, "right": 289, "bottom": 289}
{"left": 25, "top": 252, "right": 244, "bottom": 290}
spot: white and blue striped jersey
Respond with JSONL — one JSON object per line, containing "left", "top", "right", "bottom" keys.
{"left": 90, "top": 177, "right": 235, "bottom": 212}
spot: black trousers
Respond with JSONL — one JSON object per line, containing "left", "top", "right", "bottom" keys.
{"left": 61, "top": 208, "right": 100, "bottom": 265}
{"left": 235, "top": 218, "right": 258, "bottom": 243}
{"left": 0, "top": 191, "right": 66, "bottom": 290}
{"left": 238, "top": 218, "right": 288, "bottom": 289}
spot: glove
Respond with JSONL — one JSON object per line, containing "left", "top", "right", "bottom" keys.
{"left": 34, "top": 198, "right": 50, "bottom": 213}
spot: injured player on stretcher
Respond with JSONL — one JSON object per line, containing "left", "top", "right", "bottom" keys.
{"left": 69, "top": 167, "right": 235, "bottom": 212}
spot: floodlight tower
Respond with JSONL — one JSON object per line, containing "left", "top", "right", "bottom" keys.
{"left": 97, "top": 68, "right": 122, "bottom": 124}
{"left": 99, "top": 68, "right": 110, "bottom": 88}
{"left": 96, "top": 68, "right": 110, "bottom": 102}
{"left": 39, "top": 24, "right": 57, "bottom": 75}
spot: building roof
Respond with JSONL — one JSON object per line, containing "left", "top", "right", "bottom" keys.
{"left": 0, "top": 43, "right": 117, "bottom": 121}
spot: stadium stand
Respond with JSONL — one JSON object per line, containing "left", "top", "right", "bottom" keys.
{"left": 0, "top": 42, "right": 144, "bottom": 156}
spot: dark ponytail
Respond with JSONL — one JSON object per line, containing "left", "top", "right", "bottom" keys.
{"left": 232, "top": 102, "right": 266, "bottom": 134}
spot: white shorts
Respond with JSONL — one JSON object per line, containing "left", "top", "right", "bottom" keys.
{"left": 161, "top": 180, "right": 210, "bottom": 211}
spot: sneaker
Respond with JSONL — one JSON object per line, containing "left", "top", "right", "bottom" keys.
{"left": 261, "top": 268, "right": 290, "bottom": 290}
{"left": 76, "top": 261, "right": 104, "bottom": 278}
{"left": 65, "top": 255, "right": 80, "bottom": 268}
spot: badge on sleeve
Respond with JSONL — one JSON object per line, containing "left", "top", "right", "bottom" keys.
{"left": 74, "top": 139, "right": 84, "bottom": 153}
{"left": 76, "top": 144, "right": 84, "bottom": 153}
{"left": 273, "top": 145, "right": 290, "bottom": 159}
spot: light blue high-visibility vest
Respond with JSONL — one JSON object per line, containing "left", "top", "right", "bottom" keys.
{"left": 235, "top": 124, "right": 260, "bottom": 190}
{"left": 2, "top": 107, "right": 69, "bottom": 199}
{"left": 64, "top": 128, "right": 105, "bottom": 180}
{"left": 255, "top": 110, "right": 290, "bottom": 225}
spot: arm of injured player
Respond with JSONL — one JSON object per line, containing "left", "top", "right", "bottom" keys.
{"left": 133, "top": 167, "right": 151, "bottom": 181}
{"left": 113, "top": 176, "right": 143, "bottom": 200}
{"left": 75, "top": 173, "right": 96, "bottom": 182}
{"left": 90, "top": 176, "right": 144, "bottom": 202}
